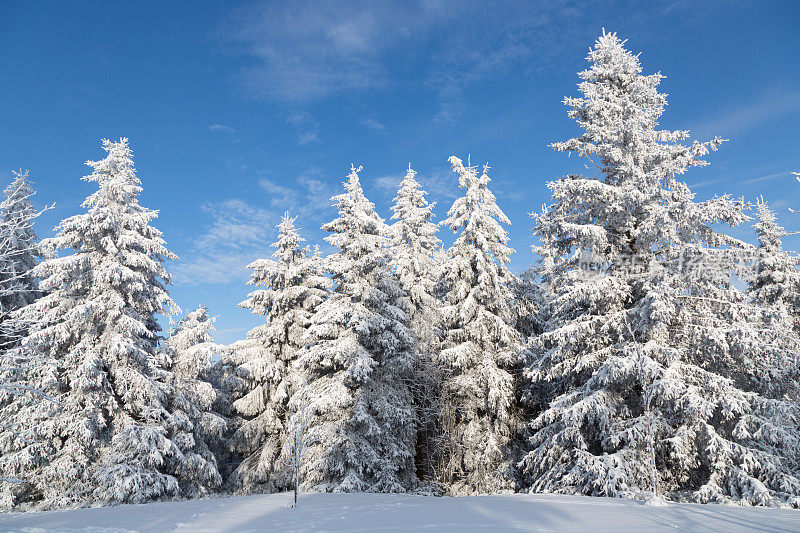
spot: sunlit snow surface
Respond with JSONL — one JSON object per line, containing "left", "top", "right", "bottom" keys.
{"left": 2, "top": 493, "right": 799, "bottom": 532}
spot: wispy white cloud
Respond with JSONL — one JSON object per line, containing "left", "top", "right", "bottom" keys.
{"left": 740, "top": 170, "right": 793, "bottom": 184}
{"left": 692, "top": 90, "right": 800, "bottom": 139}
{"left": 258, "top": 178, "right": 300, "bottom": 207}
{"left": 218, "top": 1, "right": 741, "bottom": 130}
{"left": 297, "top": 169, "right": 339, "bottom": 216}
{"left": 194, "top": 200, "right": 273, "bottom": 251}
{"left": 220, "top": 1, "right": 439, "bottom": 103}
{"left": 689, "top": 177, "right": 728, "bottom": 189}
{"left": 360, "top": 117, "right": 386, "bottom": 132}
{"left": 215, "top": 327, "right": 247, "bottom": 338}
{"left": 217, "top": 1, "right": 604, "bottom": 120}
{"left": 375, "top": 173, "right": 403, "bottom": 194}
{"left": 285, "top": 110, "right": 320, "bottom": 144}
{"left": 174, "top": 167, "right": 340, "bottom": 285}
{"left": 209, "top": 124, "right": 236, "bottom": 134}
{"left": 262, "top": 167, "right": 339, "bottom": 218}
{"left": 173, "top": 199, "right": 276, "bottom": 285}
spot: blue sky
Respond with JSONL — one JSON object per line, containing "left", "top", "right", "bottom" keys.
{"left": 1, "top": 1, "right": 799, "bottom": 343}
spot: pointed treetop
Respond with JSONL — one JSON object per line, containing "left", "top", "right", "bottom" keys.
{"left": 346, "top": 163, "right": 364, "bottom": 187}
{"left": 271, "top": 211, "right": 305, "bottom": 262}
{"left": 5, "top": 170, "right": 34, "bottom": 198}
{"left": 391, "top": 164, "right": 438, "bottom": 221}
{"left": 754, "top": 199, "right": 792, "bottom": 252}
{"left": 587, "top": 30, "right": 641, "bottom": 76}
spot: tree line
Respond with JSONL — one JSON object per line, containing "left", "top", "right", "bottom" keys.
{"left": 1, "top": 31, "right": 799, "bottom": 510}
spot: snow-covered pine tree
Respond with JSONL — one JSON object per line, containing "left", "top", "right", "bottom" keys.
{"left": 751, "top": 200, "right": 800, "bottom": 333}
{"left": 389, "top": 164, "right": 442, "bottom": 320}
{"left": 437, "top": 155, "right": 521, "bottom": 495}
{"left": 157, "top": 306, "right": 226, "bottom": 496}
{"left": 225, "top": 213, "right": 328, "bottom": 493}
{"left": 388, "top": 165, "right": 444, "bottom": 483}
{"left": 0, "top": 171, "right": 46, "bottom": 408}
{"left": 521, "top": 31, "right": 800, "bottom": 507}
{"left": 0, "top": 138, "right": 219, "bottom": 509}
{"left": 0, "top": 171, "right": 43, "bottom": 351}
{"left": 297, "top": 165, "right": 417, "bottom": 493}
{"left": 745, "top": 201, "right": 800, "bottom": 399}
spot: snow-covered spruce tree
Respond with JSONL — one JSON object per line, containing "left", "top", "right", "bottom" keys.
{"left": 521, "top": 31, "right": 800, "bottom": 506}
{"left": 750, "top": 200, "right": 800, "bottom": 336}
{"left": 744, "top": 201, "right": 800, "bottom": 400}
{"left": 224, "top": 213, "right": 328, "bottom": 493}
{"left": 0, "top": 171, "right": 43, "bottom": 351}
{"left": 389, "top": 164, "right": 442, "bottom": 321}
{"left": 436, "top": 155, "right": 522, "bottom": 495}
{"left": 296, "top": 165, "right": 417, "bottom": 493}
{"left": 0, "top": 138, "right": 219, "bottom": 509}
{"left": 388, "top": 165, "right": 444, "bottom": 483}
{"left": 157, "top": 306, "right": 226, "bottom": 496}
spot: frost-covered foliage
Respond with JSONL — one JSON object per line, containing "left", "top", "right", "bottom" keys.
{"left": 0, "top": 171, "right": 45, "bottom": 405}
{"left": 157, "top": 306, "right": 226, "bottom": 496}
{"left": 520, "top": 32, "right": 800, "bottom": 507}
{"left": 437, "top": 156, "right": 521, "bottom": 495}
{"left": 0, "top": 139, "right": 218, "bottom": 509}
{"left": 510, "top": 268, "right": 545, "bottom": 341}
{"left": 297, "top": 165, "right": 417, "bottom": 493}
{"left": 0, "top": 171, "right": 42, "bottom": 349}
{"left": 389, "top": 164, "right": 442, "bottom": 318}
{"left": 225, "top": 213, "right": 327, "bottom": 493}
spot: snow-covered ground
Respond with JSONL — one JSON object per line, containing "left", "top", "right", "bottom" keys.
{"left": 1, "top": 492, "right": 798, "bottom": 533}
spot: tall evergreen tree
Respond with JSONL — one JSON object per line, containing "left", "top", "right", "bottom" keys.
{"left": 437, "top": 155, "right": 521, "bottom": 495}
{"left": 521, "top": 32, "right": 800, "bottom": 506}
{"left": 225, "top": 213, "right": 328, "bottom": 493}
{"left": 388, "top": 165, "right": 444, "bottom": 482}
{"left": 297, "top": 165, "right": 417, "bottom": 493}
{"left": 0, "top": 138, "right": 219, "bottom": 509}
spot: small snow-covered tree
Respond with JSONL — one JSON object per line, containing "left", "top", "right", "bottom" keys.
{"left": 521, "top": 31, "right": 800, "bottom": 507}
{"left": 225, "top": 213, "right": 328, "bottom": 493}
{"left": 437, "top": 155, "right": 522, "bottom": 495}
{"left": 157, "top": 306, "right": 226, "bottom": 496}
{"left": 297, "top": 165, "right": 417, "bottom": 493}
{"left": 0, "top": 138, "right": 219, "bottom": 509}
{"left": 388, "top": 165, "right": 444, "bottom": 482}
{"left": 750, "top": 200, "right": 800, "bottom": 335}
{"left": 744, "top": 201, "right": 800, "bottom": 400}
